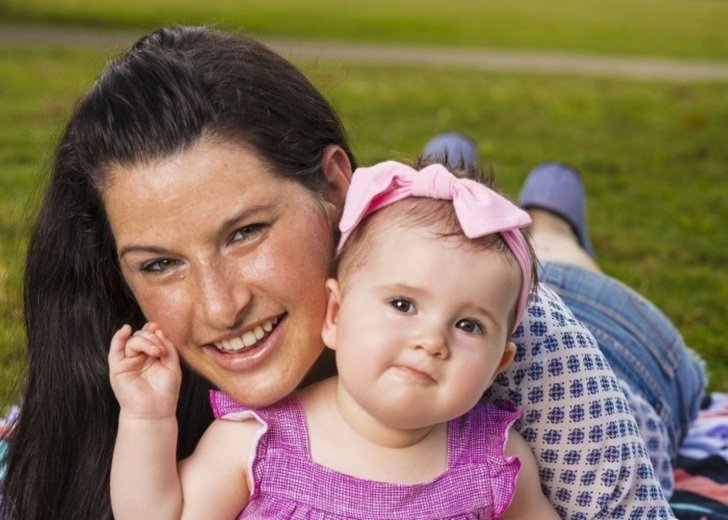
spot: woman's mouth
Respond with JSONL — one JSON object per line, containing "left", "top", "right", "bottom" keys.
{"left": 213, "top": 316, "right": 280, "bottom": 353}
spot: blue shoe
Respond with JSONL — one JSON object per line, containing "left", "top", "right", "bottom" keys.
{"left": 422, "top": 132, "right": 480, "bottom": 170}
{"left": 518, "top": 162, "right": 595, "bottom": 256}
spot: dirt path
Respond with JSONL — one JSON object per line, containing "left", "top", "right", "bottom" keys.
{"left": 2, "top": 22, "right": 728, "bottom": 82}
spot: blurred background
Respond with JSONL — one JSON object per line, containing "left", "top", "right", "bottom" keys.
{"left": 1, "top": 1, "right": 726, "bottom": 407}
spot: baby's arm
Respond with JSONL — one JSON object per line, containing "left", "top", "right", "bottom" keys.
{"left": 501, "top": 429, "right": 560, "bottom": 520}
{"left": 176, "top": 418, "right": 258, "bottom": 519}
{"left": 109, "top": 323, "right": 183, "bottom": 519}
{"left": 109, "top": 323, "right": 257, "bottom": 519}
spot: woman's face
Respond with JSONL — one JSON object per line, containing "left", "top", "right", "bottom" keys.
{"left": 103, "top": 139, "right": 348, "bottom": 407}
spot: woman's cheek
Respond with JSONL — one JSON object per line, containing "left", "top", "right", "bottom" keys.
{"left": 132, "top": 282, "right": 192, "bottom": 344}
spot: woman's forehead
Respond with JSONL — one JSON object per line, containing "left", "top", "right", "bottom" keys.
{"left": 104, "top": 139, "right": 269, "bottom": 188}
{"left": 102, "top": 140, "right": 295, "bottom": 242}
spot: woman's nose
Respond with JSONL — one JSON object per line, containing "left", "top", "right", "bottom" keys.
{"left": 196, "top": 263, "right": 252, "bottom": 329}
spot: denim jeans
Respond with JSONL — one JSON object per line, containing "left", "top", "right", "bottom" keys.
{"left": 539, "top": 261, "right": 707, "bottom": 460}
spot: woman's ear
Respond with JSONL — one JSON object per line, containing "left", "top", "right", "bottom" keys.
{"left": 321, "top": 278, "right": 343, "bottom": 350}
{"left": 320, "top": 145, "right": 352, "bottom": 222}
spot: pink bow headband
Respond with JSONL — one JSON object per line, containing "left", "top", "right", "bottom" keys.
{"left": 338, "top": 161, "right": 534, "bottom": 331}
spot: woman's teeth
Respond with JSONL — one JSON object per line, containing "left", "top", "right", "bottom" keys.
{"left": 214, "top": 317, "right": 279, "bottom": 352}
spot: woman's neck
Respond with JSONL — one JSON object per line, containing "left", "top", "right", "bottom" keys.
{"left": 298, "top": 347, "right": 337, "bottom": 388}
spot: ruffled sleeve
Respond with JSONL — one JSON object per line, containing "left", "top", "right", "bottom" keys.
{"left": 460, "top": 403, "right": 522, "bottom": 519}
{"left": 207, "top": 390, "right": 269, "bottom": 499}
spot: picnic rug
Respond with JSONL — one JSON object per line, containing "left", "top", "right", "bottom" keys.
{"left": 671, "top": 393, "right": 728, "bottom": 519}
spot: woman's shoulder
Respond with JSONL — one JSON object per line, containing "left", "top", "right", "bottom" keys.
{"left": 517, "top": 282, "right": 594, "bottom": 338}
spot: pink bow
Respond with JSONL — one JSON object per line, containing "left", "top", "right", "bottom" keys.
{"left": 339, "top": 161, "right": 533, "bottom": 330}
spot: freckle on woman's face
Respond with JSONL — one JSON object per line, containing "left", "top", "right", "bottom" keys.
{"left": 103, "top": 140, "right": 336, "bottom": 406}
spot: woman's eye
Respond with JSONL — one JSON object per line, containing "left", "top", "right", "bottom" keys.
{"left": 140, "top": 258, "right": 179, "bottom": 273}
{"left": 389, "top": 298, "right": 415, "bottom": 314}
{"left": 230, "top": 223, "right": 266, "bottom": 243}
{"left": 455, "top": 319, "right": 483, "bottom": 335}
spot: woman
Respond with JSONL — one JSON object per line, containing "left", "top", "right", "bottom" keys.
{"left": 1, "top": 25, "right": 690, "bottom": 518}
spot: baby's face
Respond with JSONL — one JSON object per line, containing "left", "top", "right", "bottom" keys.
{"left": 325, "top": 223, "right": 520, "bottom": 430}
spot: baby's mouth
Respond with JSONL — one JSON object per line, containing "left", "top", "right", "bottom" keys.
{"left": 213, "top": 316, "right": 280, "bottom": 353}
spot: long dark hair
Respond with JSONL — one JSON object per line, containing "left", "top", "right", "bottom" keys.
{"left": 1, "top": 25, "right": 355, "bottom": 519}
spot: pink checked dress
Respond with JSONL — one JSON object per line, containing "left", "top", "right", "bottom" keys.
{"left": 210, "top": 391, "right": 521, "bottom": 519}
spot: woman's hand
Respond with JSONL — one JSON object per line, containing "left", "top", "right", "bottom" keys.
{"left": 108, "top": 322, "right": 182, "bottom": 419}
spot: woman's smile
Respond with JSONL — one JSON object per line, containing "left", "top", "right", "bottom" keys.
{"left": 211, "top": 315, "right": 281, "bottom": 353}
{"left": 203, "top": 314, "right": 286, "bottom": 372}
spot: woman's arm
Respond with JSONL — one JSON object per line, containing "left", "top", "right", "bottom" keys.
{"left": 485, "top": 284, "right": 675, "bottom": 518}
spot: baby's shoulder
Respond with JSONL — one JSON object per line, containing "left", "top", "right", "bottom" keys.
{"left": 202, "top": 413, "right": 266, "bottom": 455}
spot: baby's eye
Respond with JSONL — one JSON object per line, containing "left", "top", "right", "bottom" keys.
{"left": 389, "top": 298, "right": 416, "bottom": 314}
{"left": 141, "top": 258, "right": 180, "bottom": 273}
{"left": 455, "top": 319, "right": 483, "bottom": 335}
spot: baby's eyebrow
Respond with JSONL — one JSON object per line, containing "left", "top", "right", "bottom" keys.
{"left": 375, "top": 282, "right": 428, "bottom": 297}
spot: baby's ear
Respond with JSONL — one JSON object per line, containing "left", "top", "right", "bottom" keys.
{"left": 321, "top": 279, "right": 342, "bottom": 350}
{"left": 496, "top": 341, "right": 517, "bottom": 374}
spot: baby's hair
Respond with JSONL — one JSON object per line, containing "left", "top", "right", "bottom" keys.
{"left": 333, "top": 156, "right": 538, "bottom": 328}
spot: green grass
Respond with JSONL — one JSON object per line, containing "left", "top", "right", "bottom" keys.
{"left": 0, "top": 40, "right": 726, "bottom": 406}
{"left": 2, "top": 0, "right": 728, "bottom": 60}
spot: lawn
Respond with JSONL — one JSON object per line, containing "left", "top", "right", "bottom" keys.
{"left": 2, "top": 0, "right": 728, "bottom": 60}
{"left": 0, "top": 4, "right": 727, "bottom": 407}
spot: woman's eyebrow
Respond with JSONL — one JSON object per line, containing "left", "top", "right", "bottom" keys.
{"left": 118, "top": 244, "right": 172, "bottom": 259}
